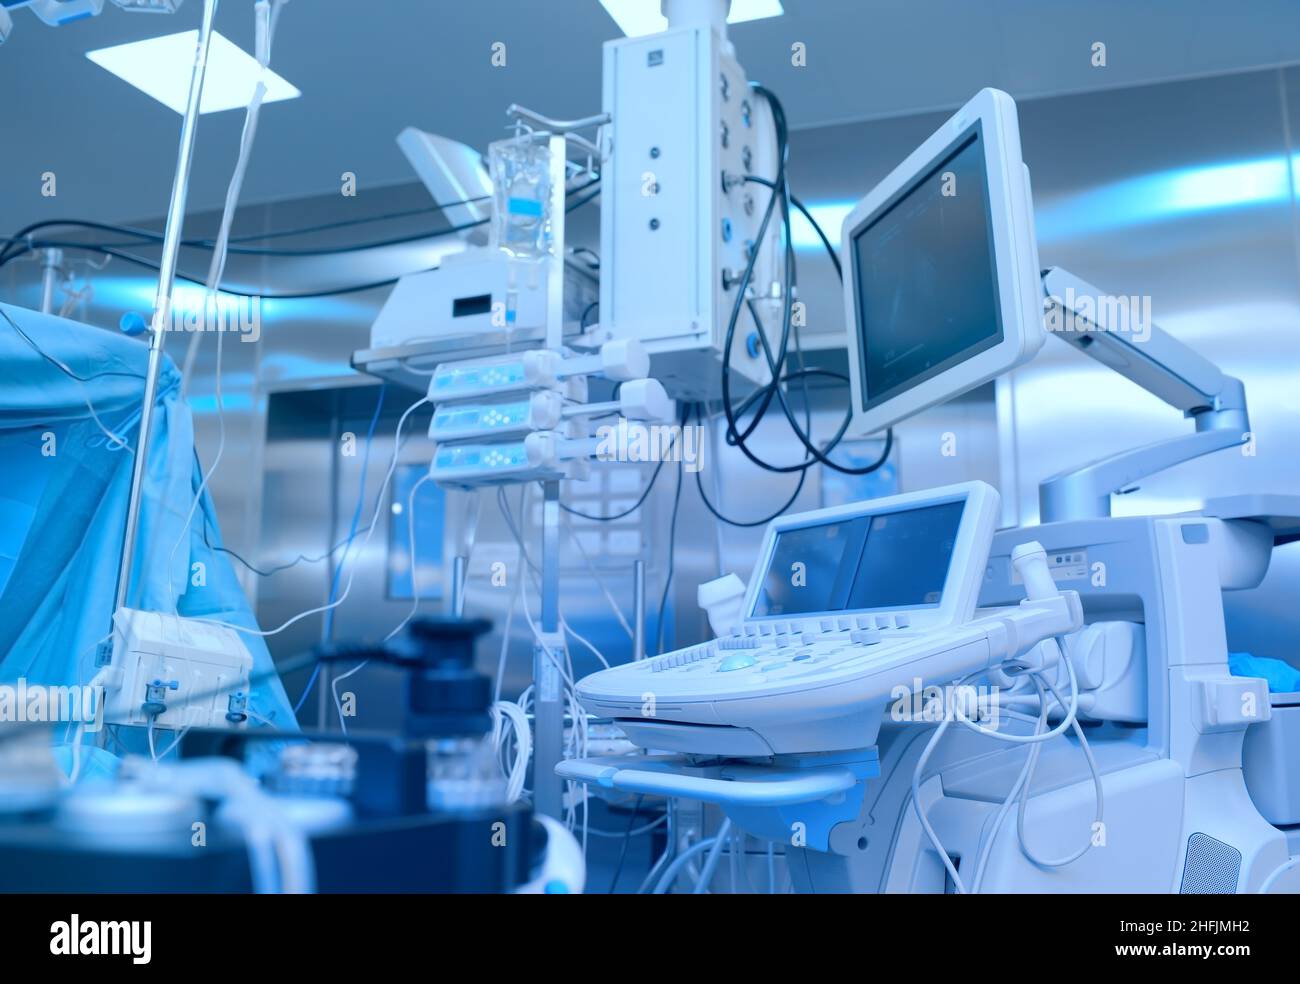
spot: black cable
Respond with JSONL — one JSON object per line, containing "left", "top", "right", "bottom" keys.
{"left": 694, "top": 445, "right": 807, "bottom": 529}
{"left": 717, "top": 87, "right": 818, "bottom": 469}
{"left": 718, "top": 84, "right": 800, "bottom": 472}
{"left": 744, "top": 175, "right": 841, "bottom": 279}
{"left": 730, "top": 367, "right": 850, "bottom": 415}
{"left": 570, "top": 246, "right": 601, "bottom": 270}
{"left": 6, "top": 242, "right": 403, "bottom": 299}
{"left": 0, "top": 181, "right": 601, "bottom": 292}
{"left": 560, "top": 459, "right": 665, "bottom": 522}
{"left": 2, "top": 180, "right": 598, "bottom": 267}
{"left": 221, "top": 194, "right": 489, "bottom": 244}
{"left": 0, "top": 188, "right": 500, "bottom": 267}
{"left": 201, "top": 511, "right": 375, "bottom": 579}
{"left": 7, "top": 178, "right": 604, "bottom": 301}
{"left": 741, "top": 290, "right": 895, "bottom": 473}
{"left": 697, "top": 370, "right": 812, "bottom": 528}
{"left": 579, "top": 300, "right": 599, "bottom": 330}
{"left": 607, "top": 794, "right": 646, "bottom": 894}
{"left": 713, "top": 86, "right": 894, "bottom": 477}
{"left": 655, "top": 455, "right": 685, "bottom": 656}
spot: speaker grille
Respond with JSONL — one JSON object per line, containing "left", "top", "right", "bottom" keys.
{"left": 1179, "top": 833, "right": 1241, "bottom": 894}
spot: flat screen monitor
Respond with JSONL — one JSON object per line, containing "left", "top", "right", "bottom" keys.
{"left": 751, "top": 500, "right": 966, "bottom": 617}
{"left": 744, "top": 481, "right": 999, "bottom": 629}
{"left": 841, "top": 88, "right": 1044, "bottom": 436}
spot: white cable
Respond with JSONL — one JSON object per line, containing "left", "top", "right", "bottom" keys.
{"left": 561, "top": 517, "right": 634, "bottom": 640}
{"left": 67, "top": 721, "right": 86, "bottom": 784}
{"left": 653, "top": 834, "right": 724, "bottom": 894}
{"left": 169, "top": 0, "right": 281, "bottom": 610}
{"left": 562, "top": 616, "right": 611, "bottom": 670}
{"left": 970, "top": 693, "right": 1049, "bottom": 893}
{"left": 494, "top": 484, "right": 603, "bottom": 832}
{"left": 193, "top": 395, "right": 429, "bottom": 637}
{"left": 492, "top": 549, "right": 522, "bottom": 704}
{"left": 64, "top": 643, "right": 112, "bottom": 784}
{"left": 910, "top": 710, "right": 966, "bottom": 893}
{"left": 951, "top": 655, "right": 1081, "bottom": 744}
{"left": 0, "top": 307, "right": 133, "bottom": 452}
{"left": 515, "top": 574, "right": 575, "bottom": 690}
{"left": 384, "top": 473, "right": 433, "bottom": 642}
{"left": 585, "top": 815, "right": 667, "bottom": 839}
{"left": 1013, "top": 670, "right": 1104, "bottom": 870}
{"left": 179, "top": 755, "right": 315, "bottom": 894}
{"left": 152, "top": 649, "right": 203, "bottom": 760}
{"left": 490, "top": 700, "right": 531, "bottom": 804}
{"left": 331, "top": 659, "right": 368, "bottom": 735}
{"left": 692, "top": 819, "right": 733, "bottom": 894}
{"left": 81, "top": 397, "right": 133, "bottom": 453}
{"left": 907, "top": 668, "right": 1026, "bottom": 894}
{"left": 957, "top": 650, "right": 1104, "bottom": 888}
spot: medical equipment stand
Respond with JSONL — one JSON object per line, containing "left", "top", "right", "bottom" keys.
{"left": 1037, "top": 267, "right": 1251, "bottom": 521}
{"left": 38, "top": 248, "right": 62, "bottom": 315}
{"left": 527, "top": 128, "right": 577, "bottom": 821}
{"left": 111, "top": 2, "right": 217, "bottom": 617}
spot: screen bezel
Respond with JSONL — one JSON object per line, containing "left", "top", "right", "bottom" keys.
{"left": 742, "top": 481, "right": 999, "bottom": 630}
{"left": 840, "top": 87, "right": 1043, "bottom": 437}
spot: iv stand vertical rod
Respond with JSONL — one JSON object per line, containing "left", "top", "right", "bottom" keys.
{"left": 113, "top": 0, "right": 219, "bottom": 616}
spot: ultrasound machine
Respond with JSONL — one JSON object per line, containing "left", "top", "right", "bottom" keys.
{"left": 559, "top": 88, "right": 1300, "bottom": 894}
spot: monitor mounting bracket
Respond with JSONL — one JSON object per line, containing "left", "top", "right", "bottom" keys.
{"left": 1036, "top": 267, "right": 1250, "bottom": 522}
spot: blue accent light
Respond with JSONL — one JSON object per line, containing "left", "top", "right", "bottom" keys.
{"left": 790, "top": 201, "right": 854, "bottom": 252}
{"left": 1035, "top": 154, "right": 1300, "bottom": 241}
{"left": 791, "top": 154, "right": 1300, "bottom": 253}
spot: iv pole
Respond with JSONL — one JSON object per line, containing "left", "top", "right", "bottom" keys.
{"left": 529, "top": 131, "right": 574, "bottom": 821}
{"left": 110, "top": 0, "right": 218, "bottom": 621}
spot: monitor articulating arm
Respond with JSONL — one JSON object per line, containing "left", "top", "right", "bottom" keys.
{"left": 1036, "top": 267, "right": 1251, "bottom": 523}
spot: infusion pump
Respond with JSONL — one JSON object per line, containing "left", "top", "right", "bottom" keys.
{"left": 575, "top": 482, "right": 1082, "bottom": 756}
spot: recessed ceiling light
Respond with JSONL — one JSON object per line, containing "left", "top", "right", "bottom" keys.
{"left": 87, "top": 30, "right": 300, "bottom": 115}
{"left": 598, "top": 0, "right": 784, "bottom": 38}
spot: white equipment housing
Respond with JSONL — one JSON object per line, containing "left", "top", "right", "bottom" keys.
{"left": 367, "top": 250, "right": 597, "bottom": 356}
{"left": 562, "top": 83, "right": 1300, "bottom": 892}
{"left": 396, "top": 126, "right": 493, "bottom": 234}
{"left": 105, "top": 608, "right": 252, "bottom": 731}
{"left": 841, "top": 88, "right": 1044, "bottom": 436}
{"left": 598, "top": 21, "right": 774, "bottom": 398}
{"left": 574, "top": 482, "right": 1080, "bottom": 755}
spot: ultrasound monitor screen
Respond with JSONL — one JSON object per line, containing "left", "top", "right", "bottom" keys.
{"left": 844, "top": 501, "right": 964, "bottom": 610}
{"left": 851, "top": 124, "right": 1004, "bottom": 413}
{"left": 751, "top": 520, "right": 862, "bottom": 617}
{"left": 751, "top": 500, "right": 965, "bottom": 617}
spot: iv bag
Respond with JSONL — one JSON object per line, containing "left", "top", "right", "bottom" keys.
{"left": 488, "top": 132, "right": 555, "bottom": 260}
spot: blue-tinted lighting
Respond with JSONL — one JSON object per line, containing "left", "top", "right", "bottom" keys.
{"left": 791, "top": 154, "right": 1300, "bottom": 253}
